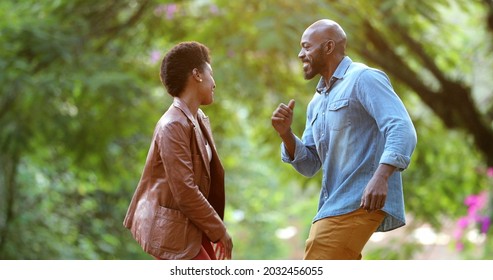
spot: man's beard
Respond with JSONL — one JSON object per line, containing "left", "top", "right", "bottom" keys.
{"left": 302, "top": 48, "right": 325, "bottom": 80}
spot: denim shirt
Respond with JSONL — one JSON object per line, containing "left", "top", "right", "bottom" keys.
{"left": 282, "top": 56, "right": 417, "bottom": 232}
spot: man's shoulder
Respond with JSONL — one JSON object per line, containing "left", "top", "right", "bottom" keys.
{"left": 347, "top": 61, "right": 371, "bottom": 74}
{"left": 347, "top": 62, "right": 389, "bottom": 84}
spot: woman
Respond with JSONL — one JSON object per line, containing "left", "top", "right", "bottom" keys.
{"left": 123, "top": 42, "right": 233, "bottom": 260}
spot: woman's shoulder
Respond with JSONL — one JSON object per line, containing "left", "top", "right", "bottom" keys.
{"left": 157, "top": 106, "right": 192, "bottom": 132}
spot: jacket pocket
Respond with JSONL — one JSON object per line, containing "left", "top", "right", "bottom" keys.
{"left": 149, "top": 206, "right": 188, "bottom": 253}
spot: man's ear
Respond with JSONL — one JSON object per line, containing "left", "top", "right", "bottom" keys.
{"left": 326, "top": 40, "right": 335, "bottom": 55}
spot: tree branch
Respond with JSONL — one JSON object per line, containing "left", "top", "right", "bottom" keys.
{"left": 395, "top": 25, "right": 451, "bottom": 87}
{"left": 358, "top": 21, "right": 444, "bottom": 117}
{"left": 96, "top": 0, "right": 151, "bottom": 51}
{"left": 358, "top": 20, "right": 493, "bottom": 165}
{"left": 484, "top": 0, "right": 493, "bottom": 34}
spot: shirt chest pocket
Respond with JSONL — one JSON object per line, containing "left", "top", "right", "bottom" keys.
{"left": 328, "top": 99, "right": 351, "bottom": 131}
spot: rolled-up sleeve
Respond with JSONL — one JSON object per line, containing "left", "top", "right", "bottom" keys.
{"left": 280, "top": 136, "right": 321, "bottom": 177}
{"left": 357, "top": 69, "right": 417, "bottom": 171}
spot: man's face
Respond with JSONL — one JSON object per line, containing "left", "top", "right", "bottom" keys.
{"left": 298, "top": 31, "right": 327, "bottom": 80}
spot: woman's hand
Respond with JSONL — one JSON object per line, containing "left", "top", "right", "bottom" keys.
{"left": 215, "top": 231, "right": 233, "bottom": 260}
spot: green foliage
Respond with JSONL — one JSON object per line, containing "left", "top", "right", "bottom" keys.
{"left": 1, "top": 0, "right": 492, "bottom": 260}
{"left": 364, "top": 237, "right": 423, "bottom": 260}
{"left": 404, "top": 106, "right": 489, "bottom": 230}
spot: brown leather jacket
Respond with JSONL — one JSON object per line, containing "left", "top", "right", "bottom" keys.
{"left": 123, "top": 97, "right": 226, "bottom": 260}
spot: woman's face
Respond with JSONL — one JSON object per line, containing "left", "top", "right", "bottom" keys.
{"left": 198, "top": 62, "right": 216, "bottom": 105}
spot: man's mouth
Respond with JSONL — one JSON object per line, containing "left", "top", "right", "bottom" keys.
{"left": 303, "top": 61, "right": 311, "bottom": 70}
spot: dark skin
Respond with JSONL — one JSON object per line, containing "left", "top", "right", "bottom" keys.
{"left": 271, "top": 19, "right": 395, "bottom": 212}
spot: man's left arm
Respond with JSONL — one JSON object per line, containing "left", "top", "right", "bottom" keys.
{"left": 357, "top": 69, "right": 417, "bottom": 211}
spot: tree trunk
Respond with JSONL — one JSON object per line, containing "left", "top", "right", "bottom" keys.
{"left": 0, "top": 153, "right": 19, "bottom": 256}
{"left": 357, "top": 20, "right": 493, "bottom": 166}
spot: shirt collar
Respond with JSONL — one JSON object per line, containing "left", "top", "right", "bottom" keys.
{"left": 316, "top": 56, "right": 352, "bottom": 94}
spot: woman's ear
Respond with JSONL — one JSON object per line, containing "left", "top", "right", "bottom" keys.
{"left": 192, "top": 68, "right": 202, "bottom": 82}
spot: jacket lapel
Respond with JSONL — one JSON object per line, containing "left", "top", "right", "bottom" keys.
{"left": 172, "top": 98, "right": 211, "bottom": 178}
{"left": 197, "top": 111, "right": 212, "bottom": 176}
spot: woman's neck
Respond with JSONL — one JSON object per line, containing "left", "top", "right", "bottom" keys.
{"left": 178, "top": 90, "right": 200, "bottom": 120}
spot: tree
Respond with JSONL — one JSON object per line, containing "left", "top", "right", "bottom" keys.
{"left": 325, "top": 0, "right": 493, "bottom": 166}
{"left": 0, "top": 0, "right": 158, "bottom": 259}
{"left": 1, "top": 0, "right": 492, "bottom": 259}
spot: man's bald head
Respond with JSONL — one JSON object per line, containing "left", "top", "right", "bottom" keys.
{"left": 298, "top": 19, "right": 347, "bottom": 80}
{"left": 302, "top": 19, "right": 347, "bottom": 54}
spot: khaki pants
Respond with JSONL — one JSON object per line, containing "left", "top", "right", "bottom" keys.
{"left": 304, "top": 208, "right": 385, "bottom": 260}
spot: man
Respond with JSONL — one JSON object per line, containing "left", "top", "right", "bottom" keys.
{"left": 271, "top": 19, "right": 417, "bottom": 259}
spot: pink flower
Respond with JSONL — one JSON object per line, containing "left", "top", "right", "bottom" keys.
{"left": 454, "top": 190, "right": 491, "bottom": 252}
{"left": 465, "top": 194, "right": 479, "bottom": 207}
{"left": 455, "top": 241, "right": 464, "bottom": 252}
{"left": 465, "top": 191, "right": 488, "bottom": 216}
{"left": 210, "top": 4, "right": 219, "bottom": 15}
{"left": 480, "top": 216, "right": 491, "bottom": 234}
{"left": 453, "top": 227, "right": 464, "bottom": 240}
{"left": 153, "top": 4, "right": 178, "bottom": 20}
{"left": 149, "top": 50, "right": 161, "bottom": 64}
{"left": 487, "top": 167, "right": 493, "bottom": 178}
{"left": 165, "top": 4, "right": 178, "bottom": 20}
{"left": 456, "top": 217, "right": 469, "bottom": 230}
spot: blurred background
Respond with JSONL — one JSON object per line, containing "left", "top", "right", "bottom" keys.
{"left": 1, "top": 0, "right": 493, "bottom": 260}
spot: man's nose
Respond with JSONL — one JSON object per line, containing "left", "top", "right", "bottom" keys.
{"left": 298, "top": 49, "right": 305, "bottom": 59}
